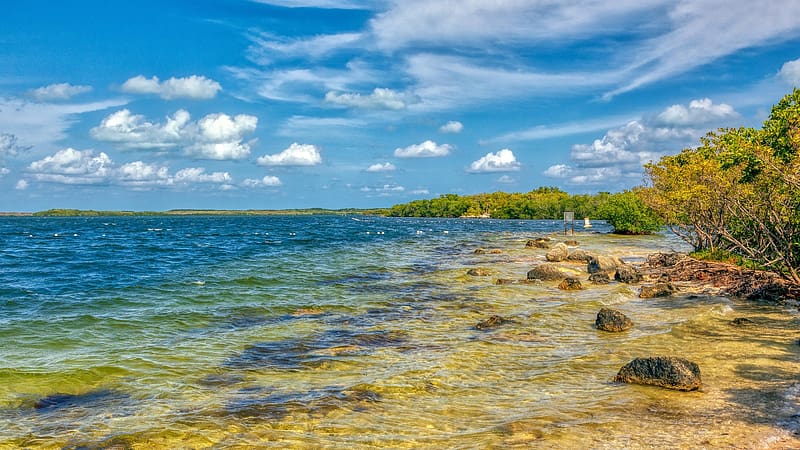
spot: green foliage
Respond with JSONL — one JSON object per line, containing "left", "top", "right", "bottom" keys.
{"left": 690, "top": 248, "right": 762, "bottom": 271}
{"left": 642, "top": 88, "right": 800, "bottom": 283}
{"left": 597, "top": 191, "right": 663, "bottom": 234}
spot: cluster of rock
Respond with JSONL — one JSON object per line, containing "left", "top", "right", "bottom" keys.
{"left": 470, "top": 236, "right": 702, "bottom": 392}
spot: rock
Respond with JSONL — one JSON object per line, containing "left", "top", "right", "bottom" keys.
{"left": 595, "top": 308, "right": 634, "bottom": 332}
{"left": 567, "top": 249, "right": 594, "bottom": 262}
{"left": 525, "top": 238, "right": 551, "bottom": 249}
{"left": 587, "top": 255, "right": 623, "bottom": 274}
{"left": 731, "top": 317, "right": 754, "bottom": 326}
{"left": 558, "top": 277, "right": 584, "bottom": 291}
{"left": 615, "top": 264, "right": 643, "bottom": 283}
{"left": 614, "top": 356, "right": 701, "bottom": 391}
{"left": 527, "top": 264, "right": 568, "bottom": 281}
{"left": 474, "top": 248, "right": 487, "bottom": 255}
{"left": 546, "top": 243, "right": 570, "bottom": 262}
{"left": 496, "top": 278, "right": 516, "bottom": 285}
{"left": 564, "top": 240, "right": 579, "bottom": 247}
{"left": 588, "top": 272, "right": 611, "bottom": 284}
{"left": 639, "top": 283, "right": 676, "bottom": 298}
{"left": 467, "top": 268, "right": 491, "bottom": 276}
{"left": 489, "top": 249, "right": 503, "bottom": 254}
{"left": 476, "top": 315, "right": 510, "bottom": 330}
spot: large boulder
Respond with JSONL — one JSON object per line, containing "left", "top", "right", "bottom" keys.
{"left": 567, "top": 249, "right": 594, "bottom": 262}
{"left": 525, "top": 238, "right": 551, "bottom": 249}
{"left": 558, "top": 277, "right": 584, "bottom": 291}
{"left": 613, "top": 356, "right": 702, "bottom": 391}
{"left": 546, "top": 243, "right": 570, "bottom": 262}
{"left": 639, "top": 283, "right": 676, "bottom": 298}
{"left": 614, "top": 264, "right": 643, "bottom": 283}
{"left": 595, "top": 308, "right": 633, "bottom": 332}
{"left": 527, "top": 264, "right": 568, "bottom": 281}
{"left": 587, "top": 255, "right": 623, "bottom": 274}
{"left": 588, "top": 272, "right": 611, "bottom": 284}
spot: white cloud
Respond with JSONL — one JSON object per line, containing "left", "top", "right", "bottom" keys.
{"left": 27, "top": 148, "right": 234, "bottom": 188}
{"left": 28, "top": 148, "right": 114, "bottom": 185}
{"left": 90, "top": 109, "right": 258, "bottom": 160}
{"left": 410, "top": 188, "right": 429, "bottom": 195}
{"left": 779, "top": 58, "right": 800, "bottom": 84}
{"left": 30, "top": 83, "right": 92, "bottom": 101}
{"left": 366, "top": 162, "right": 396, "bottom": 172}
{"left": 257, "top": 143, "right": 322, "bottom": 166}
{"left": 0, "top": 167, "right": 9, "bottom": 176}
{"left": 249, "top": 0, "right": 378, "bottom": 9}
{"left": 0, "top": 98, "right": 128, "bottom": 151}
{"left": 468, "top": 149, "right": 520, "bottom": 173}
{"left": 394, "top": 140, "right": 451, "bottom": 158}
{"left": 655, "top": 98, "right": 738, "bottom": 126}
{"left": 497, "top": 175, "right": 515, "bottom": 184}
{"left": 361, "top": 183, "right": 406, "bottom": 196}
{"left": 15, "top": 179, "right": 28, "bottom": 190}
{"left": 242, "top": 175, "right": 283, "bottom": 187}
{"left": 246, "top": 31, "right": 363, "bottom": 65}
{"left": 544, "top": 97, "right": 741, "bottom": 186}
{"left": 439, "top": 121, "right": 463, "bottom": 133}
{"left": 121, "top": 75, "right": 222, "bottom": 100}
{"left": 0, "top": 133, "right": 30, "bottom": 157}
{"left": 325, "top": 88, "right": 412, "bottom": 110}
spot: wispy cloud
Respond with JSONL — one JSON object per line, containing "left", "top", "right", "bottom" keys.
{"left": 30, "top": 83, "right": 92, "bottom": 101}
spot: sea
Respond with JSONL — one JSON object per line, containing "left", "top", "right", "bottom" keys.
{"left": 1, "top": 215, "right": 798, "bottom": 449}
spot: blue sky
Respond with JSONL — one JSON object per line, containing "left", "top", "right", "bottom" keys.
{"left": 1, "top": 0, "right": 799, "bottom": 211}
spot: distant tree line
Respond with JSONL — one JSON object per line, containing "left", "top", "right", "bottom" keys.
{"left": 387, "top": 187, "right": 662, "bottom": 235}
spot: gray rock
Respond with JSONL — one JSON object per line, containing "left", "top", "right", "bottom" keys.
{"left": 613, "top": 356, "right": 702, "bottom": 391}
{"left": 595, "top": 308, "right": 633, "bottom": 332}
{"left": 639, "top": 283, "right": 676, "bottom": 298}
{"left": 525, "top": 238, "right": 551, "bottom": 249}
{"left": 527, "top": 264, "right": 568, "bottom": 281}
{"left": 587, "top": 255, "right": 623, "bottom": 273}
{"left": 567, "top": 249, "right": 594, "bottom": 262}
{"left": 615, "top": 264, "right": 643, "bottom": 283}
{"left": 588, "top": 272, "right": 611, "bottom": 284}
{"left": 546, "top": 243, "right": 570, "bottom": 262}
{"left": 558, "top": 277, "right": 584, "bottom": 291}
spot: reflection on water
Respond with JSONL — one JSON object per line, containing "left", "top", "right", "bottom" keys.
{"left": 0, "top": 216, "right": 798, "bottom": 448}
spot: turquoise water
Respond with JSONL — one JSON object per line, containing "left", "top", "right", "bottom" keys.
{"left": 1, "top": 216, "right": 799, "bottom": 449}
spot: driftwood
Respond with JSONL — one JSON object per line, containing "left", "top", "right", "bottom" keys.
{"left": 640, "top": 253, "right": 800, "bottom": 302}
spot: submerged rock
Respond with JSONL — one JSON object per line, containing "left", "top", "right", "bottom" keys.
{"left": 527, "top": 264, "right": 568, "bottom": 281}
{"left": 588, "top": 272, "right": 611, "bottom": 284}
{"left": 639, "top": 283, "right": 676, "bottom": 298}
{"left": 615, "top": 264, "right": 643, "bottom": 283}
{"left": 613, "top": 356, "right": 702, "bottom": 391}
{"left": 558, "top": 277, "right": 584, "bottom": 291}
{"left": 525, "top": 238, "right": 551, "bottom": 249}
{"left": 595, "top": 308, "right": 633, "bottom": 332}
{"left": 731, "top": 317, "right": 755, "bottom": 326}
{"left": 563, "top": 240, "right": 579, "bottom": 247}
{"left": 476, "top": 315, "right": 511, "bottom": 330}
{"left": 474, "top": 248, "right": 487, "bottom": 255}
{"left": 567, "top": 249, "right": 594, "bottom": 262}
{"left": 466, "top": 268, "right": 491, "bottom": 276}
{"left": 587, "top": 255, "right": 623, "bottom": 274}
{"left": 546, "top": 243, "right": 569, "bottom": 262}
{"left": 489, "top": 249, "right": 503, "bottom": 254}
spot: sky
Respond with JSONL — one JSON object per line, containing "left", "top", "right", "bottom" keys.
{"left": 1, "top": 0, "right": 800, "bottom": 211}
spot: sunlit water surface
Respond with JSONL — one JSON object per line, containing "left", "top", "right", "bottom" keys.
{"left": 1, "top": 216, "right": 798, "bottom": 449}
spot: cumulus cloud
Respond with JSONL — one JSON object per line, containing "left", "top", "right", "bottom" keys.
{"left": 497, "top": 175, "right": 515, "bottom": 184}
{"left": 468, "top": 149, "right": 520, "bottom": 173}
{"left": 30, "top": 83, "right": 93, "bottom": 101}
{"left": 257, "top": 143, "right": 322, "bottom": 166}
{"left": 366, "top": 162, "right": 396, "bottom": 172}
{"left": 325, "top": 88, "right": 411, "bottom": 110}
{"left": 242, "top": 175, "right": 283, "bottom": 187}
{"left": 0, "top": 133, "right": 30, "bottom": 157}
{"left": 121, "top": 75, "right": 222, "bottom": 100}
{"left": 655, "top": 98, "right": 738, "bottom": 126}
{"left": 28, "top": 148, "right": 114, "bottom": 185}
{"left": 361, "top": 184, "right": 405, "bottom": 196}
{"left": 544, "top": 97, "right": 741, "bottom": 187}
{"left": 26, "top": 148, "right": 233, "bottom": 189}
{"left": 779, "top": 58, "right": 800, "bottom": 84}
{"left": 15, "top": 179, "right": 28, "bottom": 190}
{"left": 439, "top": 121, "right": 463, "bottom": 133}
{"left": 90, "top": 109, "right": 258, "bottom": 160}
{"left": 394, "top": 140, "right": 451, "bottom": 158}
{"left": 0, "top": 167, "right": 9, "bottom": 176}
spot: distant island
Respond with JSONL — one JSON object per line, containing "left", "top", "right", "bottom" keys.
{"left": 14, "top": 208, "right": 389, "bottom": 217}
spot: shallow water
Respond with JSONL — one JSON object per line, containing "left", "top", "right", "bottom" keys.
{"left": 1, "top": 216, "right": 798, "bottom": 449}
